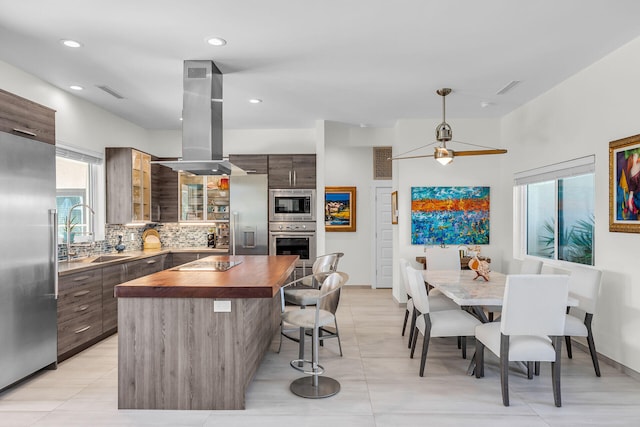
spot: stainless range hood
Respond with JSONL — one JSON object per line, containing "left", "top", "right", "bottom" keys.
{"left": 154, "top": 60, "right": 235, "bottom": 175}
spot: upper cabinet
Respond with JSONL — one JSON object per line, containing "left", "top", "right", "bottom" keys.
{"left": 229, "top": 154, "right": 268, "bottom": 175}
{"left": 151, "top": 158, "right": 179, "bottom": 223}
{"left": 0, "top": 89, "right": 55, "bottom": 145}
{"left": 179, "top": 174, "right": 229, "bottom": 222}
{"left": 106, "top": 148, "right": 152, "bottom": 224}
{"left": 268, "top": 154, "right": 316, "bottom": 189}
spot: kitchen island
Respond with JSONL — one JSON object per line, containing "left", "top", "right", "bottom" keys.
{"left": 114, "top": 254, "right": 298, "bottom": 410}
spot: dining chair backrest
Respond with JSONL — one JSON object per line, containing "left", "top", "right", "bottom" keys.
{"left": 567, "top": 265, "right": 602, "bottom": 314}
{"left": 406, "top": 266, "right": 430, "bottom": 314}
{"left": 399, "top": 258, "right": 412, "bottom": 297}
{"left": 424, "top": 247, "right": 461, "bottom": 271}
{"left": 500, "top": 274, "right": 569, "bottom": 336}
{"left": 519, "top": 259, "right": 543, "bottom": 274}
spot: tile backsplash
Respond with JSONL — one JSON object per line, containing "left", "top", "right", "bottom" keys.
{"left": 59, "top": 223, "right": 218, "bottom": 259}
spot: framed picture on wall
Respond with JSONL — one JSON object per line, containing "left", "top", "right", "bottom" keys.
{"left": 411, "top": 186, "right": 490, "bottom": 245}
{"left": 325, "top": 186, "right": 357, "bottom": 232}
{"left": 610, "top": 133, "right": 640, "bottom": 233}
{"left": 391, "top": 191, "right": 398, "bottom": 224}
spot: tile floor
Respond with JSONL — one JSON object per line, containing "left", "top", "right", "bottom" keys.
{"left": 1, "top": 287, "right": 639, "bottom": 426}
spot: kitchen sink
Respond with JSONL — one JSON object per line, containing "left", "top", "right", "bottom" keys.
{"left": 90, "top": 255, "right": 131, "bottom": 263}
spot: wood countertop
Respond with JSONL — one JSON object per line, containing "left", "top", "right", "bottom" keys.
{"left": 114, "top": 255, "right": 298, "bottom": 299}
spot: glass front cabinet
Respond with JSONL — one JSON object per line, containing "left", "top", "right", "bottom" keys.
{"left": 179, "top": 174, "right": 229, "bottom": 222}
{"left": 106, "top": 147, "right": 152, "bottom": 224}
{"left": 131, "top": 150, "right": 151, "bottom": 222}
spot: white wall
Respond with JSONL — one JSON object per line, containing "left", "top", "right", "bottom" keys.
{"left": 0, "top": 60, "right": 150, "bottom": 154}
{"left": 392, "top": 118, "right": 505, "bottom": 302}
{"left": 499, "top": 35, "right": 640, "bottom": 373}
{"left": 323, "top": 121, "right": 379, "bottom": 285}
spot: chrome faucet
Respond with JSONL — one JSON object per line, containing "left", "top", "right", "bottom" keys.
{"left": 66, "top": 203, "right": 95, "bottom": 261}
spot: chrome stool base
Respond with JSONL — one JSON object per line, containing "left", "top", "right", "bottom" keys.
{"left": 290, "top": 375, "right": 340, "bottom": 399}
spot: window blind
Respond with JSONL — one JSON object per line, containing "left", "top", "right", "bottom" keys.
{"left": 514, "top": 155, "right": 595, "bottom": 186}
{"left": 56, "top": 144, "right": 103, "bottom": 164}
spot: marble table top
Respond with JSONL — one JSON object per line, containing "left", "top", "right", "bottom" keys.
{"left": 422, "top": 269, "right": 506, "bottom": 306}
{"left": 422, "top": 269, "right": 578, "bottom": 307}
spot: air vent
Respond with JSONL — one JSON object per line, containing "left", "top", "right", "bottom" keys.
{"left": 496, "top": 80, "right": 521, "bottom": 95}
{"left": 96, "top": 85, "right": 125, "bottom": 99}
{"left": 373, "top": 147, "right": 392, "bottom": 180}
{"left": 187, "top": 67, "right": 207, "bottom": 79}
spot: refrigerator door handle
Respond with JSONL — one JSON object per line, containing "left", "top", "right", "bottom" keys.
{"left": 50, "top": 208, "right": 59, "bottom": 299}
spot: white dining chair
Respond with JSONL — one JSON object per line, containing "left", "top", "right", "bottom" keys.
{"left": 400, "top": 258, "right": 459, "bottom": 348}
{"left": 406, "top": 266, "right": 481, "bottom": 377}
{"left": 475, "top": 274, "right": 569, "bottom": 407}
{"left": 424, "top": 247, "right": 462, "bottom": 271}
{"left": 564, "top": 264, "right": 603, "bottom": 377}
{"left": 486, "top": 258, "right": 543, "bottom": 321}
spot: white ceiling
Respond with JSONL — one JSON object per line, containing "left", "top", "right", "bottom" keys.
{"left": 1, "top": 0, "right": 640, "bottom": 130}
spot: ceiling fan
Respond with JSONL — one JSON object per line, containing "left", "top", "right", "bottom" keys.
{"left": 392, "top": 88, "right": 507, "bottom": 165}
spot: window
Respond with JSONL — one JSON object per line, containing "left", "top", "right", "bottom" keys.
{"left": 515, "top": 156, "right": 595, "bottom": 266}
{"left": 56, "top": 145, "right": 104, "bottom": 243}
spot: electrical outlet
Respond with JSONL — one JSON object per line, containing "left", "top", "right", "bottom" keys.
{"left": 214, "top": 300, "right": 232, "bottom": 312}
{"left": 130, "top": 233, "right": 135, "bottom": 241}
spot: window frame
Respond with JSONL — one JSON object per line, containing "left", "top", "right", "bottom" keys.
{"left": 514, "top": 155, "right": 595, "bottom": 266}
{"left": 56, "top": 144, "right": 105, "bottom": 241}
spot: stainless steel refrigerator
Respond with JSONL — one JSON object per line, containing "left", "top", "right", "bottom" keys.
{"left": 0, "top": 131, "right": 58, "bottom": 390}
{"left": 230, "top": 174, "right": 268, "bottom": 255}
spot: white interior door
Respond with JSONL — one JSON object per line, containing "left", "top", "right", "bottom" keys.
{"left": 374, "top": 186, "right": 393, "bottom": 288}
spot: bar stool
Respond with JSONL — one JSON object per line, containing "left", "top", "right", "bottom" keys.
{"left": 281, "top": 271, "right": 348, "bottom": 398}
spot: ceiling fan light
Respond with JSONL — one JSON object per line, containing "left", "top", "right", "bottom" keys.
{"left": 434, "top": 147, "right": 453, "bottom": 165}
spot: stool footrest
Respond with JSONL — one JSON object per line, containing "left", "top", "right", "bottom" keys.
{"left": 289, "top": 359, "right": 325, "bottom": 375}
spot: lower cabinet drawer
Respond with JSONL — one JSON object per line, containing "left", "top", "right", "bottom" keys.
{"left": 57, "top": 309, "right": 102, "bottom": 356}
{"left": 57, "top": 281, "right": 102, "bottom": 324}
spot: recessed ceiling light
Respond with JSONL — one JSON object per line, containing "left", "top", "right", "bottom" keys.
{"left": 249, "top": 98, "right": 262, "bottom": 104}
{"left": 69, "top": 85, "right": 84, "bottom": 91}
{"left": 206, "top": 37, "right": 227, "bottom": 46}
{"left": 480, "top": 101, "right": 492, "bottom": 108}
{"left": 60, "top": 39, "right": 82, "bottom": 48}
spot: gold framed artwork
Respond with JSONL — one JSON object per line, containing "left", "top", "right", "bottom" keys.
{"left": 610, "top": 133, "right": 640, "bottom": 233}
{"left": 325, "top": 186, "right": 356, "bottom": 232}
{"left": 391, "top": 191, "right": 398, "bottom": 224}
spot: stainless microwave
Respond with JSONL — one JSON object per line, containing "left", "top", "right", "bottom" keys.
{"left": 269, "top": 189, "right": 316, "bottom": 222}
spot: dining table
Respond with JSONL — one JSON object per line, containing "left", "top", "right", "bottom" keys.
{"left": 420, "top": 269, "right": 577, "bottom": 374}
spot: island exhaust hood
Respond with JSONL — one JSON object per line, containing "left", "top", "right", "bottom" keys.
{"left": 154, "top": 60, "right": 235, "bottom": 175}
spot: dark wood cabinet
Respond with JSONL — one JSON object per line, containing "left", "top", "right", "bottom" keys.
{"left": 106, "top": 147, "right": 152, "bottom": 224}
{"left": 102, "top": 263, "right": 127, "bottom": 333}
{"left": 170, "top": 252, "right": 212, "bottom": 267}
{"left": 57, "top": 269, "right": 103, "bottom": 357}
{"left": 126, "top": 254, "right": 168, "bottom": 280}
{"left": 151, "top": 158, "right": 179, "bottom": 222}
{"left": 0, "top": 89, "right": 56, "bottom": 145}
{"left": 268, "top": 154, "right": 316, "bottom": 188}
{"left": 58, "top": 251, "right": 215, "bottom": 360}
{"left": 229, "top": 154, "right": 269, "bottom": 175}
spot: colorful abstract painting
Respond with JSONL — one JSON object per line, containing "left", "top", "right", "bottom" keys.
{"left": 411, "top": 186, "right": 490, "bottom": 245}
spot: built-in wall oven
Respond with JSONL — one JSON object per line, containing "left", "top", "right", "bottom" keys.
{"left": 269, "top": 189, "right": 316, "bottom": 222}
{"left": 269, "top": 221, "right": 317, "bottom": 278}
